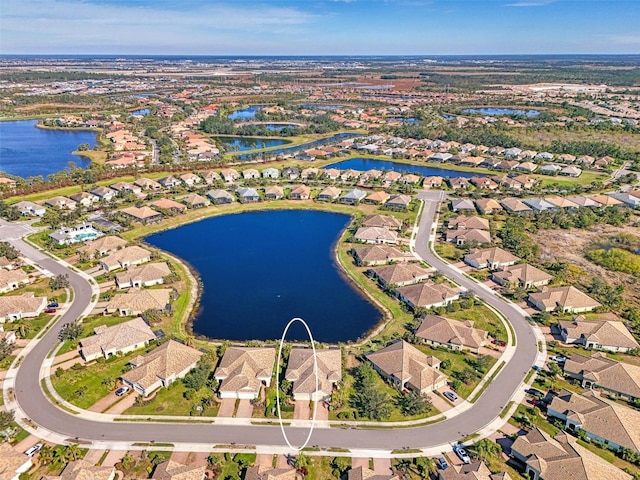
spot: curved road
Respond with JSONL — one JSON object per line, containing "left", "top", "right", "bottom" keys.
{"left": 7, "top": 197, "right": 539, "bottom": 450}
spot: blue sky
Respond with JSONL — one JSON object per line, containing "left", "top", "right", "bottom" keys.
{"left": 1, "top": 0, "right": 639, "bottom": 55}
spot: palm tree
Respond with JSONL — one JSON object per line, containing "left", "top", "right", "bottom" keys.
{"left": 37, "top": 445, "right": 54, "bottom": 466}
{"left": 468, "top": 438, "right": 501, "bottom": 462}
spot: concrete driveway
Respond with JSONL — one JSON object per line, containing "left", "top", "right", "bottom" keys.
{"left": 217, "top": 398, "right": 236, "bottom": 417}
{"left": 235, "top": 399, "right": 253, "bottom": 418}
{"left": 293, "top": 400, "right": 310, "bottom": 420}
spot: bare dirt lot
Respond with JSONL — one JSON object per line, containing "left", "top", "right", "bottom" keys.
{"left": 533, "top": 224, "right": 640, "bottom": 309}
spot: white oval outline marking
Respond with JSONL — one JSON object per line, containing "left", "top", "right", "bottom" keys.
{"left": 276, "top": 317, "right": 318, "bottom": 451}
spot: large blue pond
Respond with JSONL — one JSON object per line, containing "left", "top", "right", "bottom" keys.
{"left": 0, "top": 120, "right": 96, "bottom": 178}
{"left": 216, "top": 136, "right": 290, "bottom": 152}
{"left": 228, "top": 105, "right": 264, "bottom": 120}
{"left": 324, "top": 158, "right": 479, "bottom": 178}
{"left": 463, "top": 108, "right": 540, "bottom": 117}
{"left": 145, "top": 210, "right": 381, "bottom": 342}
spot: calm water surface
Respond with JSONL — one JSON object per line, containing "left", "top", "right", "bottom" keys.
{"left": 145, "top": 210, "right": 381, "bottom": 342}
{"left": 324, "top": 158, "right": 479, "bottom": 178}
{"left": 216, "top": 136, "right": 290, "bottom": 152}
{"left": 463, "top": 108, "right": 540, "bottom": 116}
{"left": 228, "top": 105, "right": 264, "bottom": 120}
{"left": 0, "top": 120, "right": 96, "bottom": 178}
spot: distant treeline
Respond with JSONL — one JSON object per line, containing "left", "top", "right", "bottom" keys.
{"left": 0, "top": 71, "right": 126, "bottom": 82}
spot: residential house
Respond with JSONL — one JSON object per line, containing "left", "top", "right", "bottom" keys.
{"left": 446, "top": 228, "right": 492, "bottom": 246}
{"left": 464, "top": 247, "right": 520, "bottom": 270}
{"left": 40, "top": 460, "right": 118, "bottom": 480}
{"left": 470, "top": 177, "right": 499, "bottom": 190}
{"left": 340, "top": 188, "right": 367, "bottom": 205}
{"left": 121, "top": 206, "right": 162, "bottom": 224}
{"left": 517, "top": 162, "right": 538, "bottom": 173}
{"left": 395, "top": 281, "right": 460, "bottom": 310}
{"left": 415, "top": 314, "right": 489, "bottom": 354}
{"left": 439, "top": 461, "right": 512, "bottom": 480}
{"left": 242, "top": 168, "right": 260, "bottom": 180}
{"left": 0, "top": 443, "right": 33, "bottom": 480}
{"left": 264, "top": 186, "right": 284, "bottom": 200}
{"left": 475, "top": 199, "right": 503, "bottom": 214}
{"left": 0, "top": 269, "right": 29, "bottom": 293}
{"left": 206, "top": 189, "right": 234, "bottom": 205}
{"left": 90, "top": 186, "right": 117, "bottom": 202}
{"left": 281, "top": 167, "right": 299, "bottom": 180}
{"left": 134, "top": 177, "right": 162, "bottom": 191}
{"left": 158, "top": 175, "right": 182, "bottom": 188}
{"left": 560, "top": 166, "right": 582, "bottom": 177}
{"left": 237, "top": 187, "right": 261, "bottom": 203}
{"left": 150, "top": 198, "right": 187, "bottom": 214}
{"left": 115, "top": 262, "right": 171, "bottom": 289}
{"left": 44, "top": 196, "right": 77, "bottom": 210}
{"left": 447, "top": 215, "right": 489, "bottom": 231}
{"left": 383, "top": 171, "right": 402, "bottom": 183}
{"left": 565, "top": 196, "right": 602, "bottom": 208}
{"left": 362, "top": 214, "right": 403, "bottom": 230}
{"left": 110, "top": 182, "right": 142, "bottom": 195}
{"left": 49, "top": 223, "right": 103, "bottom": 246}
{"left": 285, "top": 348, "right": 342, "bottom": 402}
{"left": 104, "top": 288, "right": 172, "bottom": 316}
{"left": 99, "top": 245, "right": 151, "bottom": 272}
{"left": 430, "top": 152, "right": 452, "bottom": 162}
{"left": 289, "top": 185, "right": 311, "bottom": 200}
{"left": 300, "top": 168, "right": 319, "bottom": 180}
{"left": 121, "top": 340, "right": 203, "bottom": 396}
{"left": 366, "top": 339, "right": 446, "bottom": 393}
{"left": 322, "top": 168, "right": 341, "bottom": 181}
{"left": 450, "top": 198, "right": 476, "bottom": 212}
{"left": 546, "top": 196, "right": 580, "bottom": 210}
{"left": 202, "top": 170, "right": 222, "bottom": 185}
{"left": 528, "top": 286, "right": 601, "bottom": 313}
{"left": 563, "top": 352, "right": 640, "bottom": 401}
{"left": 316, "top": 186, "right": 342, "bottom": 202}
{"left": 368, "top": 263, "right": 431, "bottom": 287}
{"left": 491, "top": 263, "right": 552, "bottom": 288}
{"left": 215, "top": 347, "right": 276, "bottom": 399}
{"left": 180, "top": 173, "right": 201, "bottom": 186}
{"left": 14, "top": 201, "right": 45, "bottom": 217}
{"left": 0, "top": 293, "right": 47, "bottom": 323}
{"left": 244, "top": 466, "right": 295, "bottom": 480}
{"left": 610, "top": 192, "right": 640, "bottom": 209}
{"left": 556, "top": 316, "right": 639, "bottom": 353}
{"left": 353, "top": 227, "right": 398, "bottom": 245}
{"left": 523, "top": 198, "right": 557, "bottom": 212}
{"left": 448, "top": 178, "right": 471, "bottom": 190}
{"left": 510, "top": 427, "right": 632, "bottom": 480}
{"left": 540, "top": 164, "right": 562, "bottom": 175}
{"left": 590, "top": 194, "right": 623, "bottom": 207}
{"left": 151, "top": 459, "right": 205, "bottom": 480}
{"left": 220, "top": 168, "right": 240, "bottom": 183}
{"left": 181, "top": 193, "right": 210, "bottom": 209}
{"left": 78, "top": 235, "right": 127, "bottom": 257}
{"left": 68, "top": 191, "right": 99, "bottom": 207}
{"left": 547, "top": 389, "right": 640, "bottom": 453}
{"left": 79, "top": 317, "right": 156, "bottom": 361}
{"left": 500, "top": 198, "right": 532, "bottom": 213}
{"left": 387, "top": 194, "right": 412, "bottom": 210}
{"left": 364, "top": 191, "right": 391, "bottom": 205}
{"left": 351, "top": 245, "right": 411, "bottom": 267}
{"left": 399, "top": 173, "right": 421, "bottom": 185}
{"left": 347, "top": 467, "right": 399, "bottom": 480}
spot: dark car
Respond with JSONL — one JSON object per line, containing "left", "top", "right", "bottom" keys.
{"left": 525, "top": 388, "right": 545, "bottom": 398}
{"left": 47, "top": 301, "right": 59, "bottom": 308}
{"left": 437, "top": 457, "right": 449, "bottom": 470}
{"left": 44, "top": 308, "right": 57, "bottom": 314}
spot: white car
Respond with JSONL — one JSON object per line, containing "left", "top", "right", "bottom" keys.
{"left": 454, "top": 445, "right": 471, "bottom": 464}
{"left": 25, "top": 443, "right": 43, "bottom": 456}
{"left": 550, "top": 355, "right": 567, "bottom": 363}
{"left": 115, "top": 386, "right": 130, "bottom": 396}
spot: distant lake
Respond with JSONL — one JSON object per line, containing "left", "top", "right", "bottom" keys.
{"left": 463, "top": 108, "right": 540, "bottom": 117}
{"left": 302, "top": 104, "right": 343, "bottom": 110}
{"left": 324, "top": 158, "right": 479, "bottom": 178}
{"left": 234, "top": 132, "right": 362, "bottom": 161}
{"left": 265, "top": 124, "right": 298, "bottom": 131}
{"left": 228, "top": 105, "right": 265, "bottom": 120}
{"left": 387, "top": 117, "right": 419, "bottom": 124}
{"left": 0, "top": 120, "right": 96, "bottom": 178}
{"left": 146, "top": 210, "right": 381, "bottom": 342}
{"left": 216, "top": 136, "right": 290, "bottom": 152}
{"left": 131, "top": 108, "right": 150, "bottom": 116}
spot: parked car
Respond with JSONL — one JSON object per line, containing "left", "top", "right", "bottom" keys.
{"left": 437, "top": 457, "right": 449, "bottom": 470}
{"left": 532, "top": 365, "right": 542, "bottom": 371}
{"left": 44, "top": 308, "right": 57, "bottom": 314}
{"left": 550, "top": 355, "right": 567, "bottom": 363}
{"left": 453, "top": 445, "right": 471, "bottom": 464}
{"left": 115, "top": 386, "right": 130, "bottom": 396}
{"left": 25, "top": 443, "right": 43, "bottom": 457}
{"left": 491, "top": 338, "right": 507, "bottom": 347}
{"left": 525, "top": 388, "right": 545, "bottom": 398}
{"left": 47, "top": 301, "right": 59, "bottom": 308}
{"left": 444, "top": 391, "right": 458, "bottom": 402}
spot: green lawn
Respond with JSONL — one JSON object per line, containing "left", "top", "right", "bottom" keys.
{"left": 51, "top": 352, "right": 139, "bottom": 409}
{"left": 447, "top": 305, "right": 507, "bottom": 341}
{"left": 414, "top": 343, "right": 497, "bottom": 399}
{"left": 123, "top": 381, "right": 219, "bottom": 417}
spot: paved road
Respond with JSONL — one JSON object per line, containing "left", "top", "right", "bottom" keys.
{"left": 7, "top": 197, "right": 539, "bottom": 450}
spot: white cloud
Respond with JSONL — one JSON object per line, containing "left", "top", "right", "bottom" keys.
{"left": 602, "top": 34, "right": 640, "bottom": 46}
